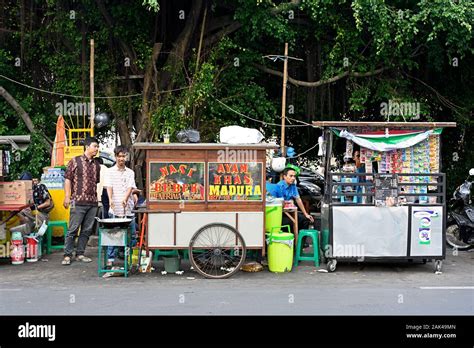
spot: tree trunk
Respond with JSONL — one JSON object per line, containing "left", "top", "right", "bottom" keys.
{"left": 104, "top": 84, "right": 133, "bottom": 147}
{"left": 306, "top": 42, "right": 317, "bottom": 122}
{"left": 0, "top": 85, "right": 53, "bottom": 151}
{"left": 81, "top": 18, "right": 87, "bottom": 97}
{"left": 132, "top": 0, "right": 204, "bottom": 188}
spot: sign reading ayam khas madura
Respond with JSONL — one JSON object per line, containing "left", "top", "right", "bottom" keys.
{"left": 208, "top": 162, "right": 263, "bottom": 201}
{"left": 149, "top": 162, "right": 205, "bottom": 201}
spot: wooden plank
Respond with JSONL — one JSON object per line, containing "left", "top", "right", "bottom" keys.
{"left": 147, "top": 149, "right": 204, "bottom": 160}
{"left": 147, "top": 202, "right": 263, "bottom": 212}
{"left": 133, "top": 143, "right": 279, "bottom": 150}
{"left": 312, "top": 121, "right": 457, "bottom": 128}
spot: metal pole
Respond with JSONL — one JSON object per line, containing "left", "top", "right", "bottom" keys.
{"left": 280, "top": 42, "right": 288, "bottom": 157}
{"left": 90, "top": 39, "right": 95, "bottom": 137}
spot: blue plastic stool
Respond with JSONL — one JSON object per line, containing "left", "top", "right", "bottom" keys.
{"left": 294, "top": 229, "right": 320, "bottom": 267}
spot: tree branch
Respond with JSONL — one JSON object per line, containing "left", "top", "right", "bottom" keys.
{"left": 95, "top": 0, "right": 140, "bottom": 76}
{"left": 142, "top": 42, "right": 163, "bottom": 120}
{"left": 271, "top": 0, "right": 301, "bottom": 15}
{"left": 158, "top": 0, "right": 204, "bottom": 91}
{"left": 0, "top": 85, "right": 53, "bottom": 151}
{"left": 402, "top": 71, "right": 464, "bottom": 113}
{"left": 254, "top": 63, "right": 386, "bottom": 87}
{"left": 204, "top": 21, "right": 242, "bottom": 48}
{"left": 205, "top": 15, "right": 235, "bottom": 34}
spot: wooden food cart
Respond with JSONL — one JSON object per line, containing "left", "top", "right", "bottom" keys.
{"left": 313, "top": 121, "right": 456, "bottom": 273}
{"left": 132, "top": 143, "right": 278, "bottom": 279}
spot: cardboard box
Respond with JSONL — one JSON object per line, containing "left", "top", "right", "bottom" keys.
{"left": 0, "top": 180, "right": 33, "bottom": 205}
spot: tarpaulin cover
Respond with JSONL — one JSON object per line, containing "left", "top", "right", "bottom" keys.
{"left": 332, "top": 128, "right": 443, "bottom": 152}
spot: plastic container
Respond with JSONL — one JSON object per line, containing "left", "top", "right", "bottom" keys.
{"left": 265, "top": 202, "right": 283, "bottom": 233}
{"left": 164, "top": 256, "right": 181, "bottom": 273}
{"left": 11, "top": 232, "right": 25, "bottom": 265}
{"left": 11, "top": 231, "right": 23, "bottom": 241}
{"left": 25, "top": 236, "right": 39, "bottom": 262}
{"left": 131, "top": 248, "right": 139, "bottom": 265}
{"left": 266, "top": 226, "right": 294, "bottom": 273}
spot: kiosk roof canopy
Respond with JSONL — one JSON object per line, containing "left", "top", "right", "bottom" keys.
{"left": 133, "top": 142, "right": 279, "bottom": 150}
{"left": 312, "top": 121, "right": 456, "bottom": 128}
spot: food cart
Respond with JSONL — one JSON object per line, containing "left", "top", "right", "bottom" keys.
{"left": 132, "top": 143, "right": 278, "bottom": 279}
{"left": 0, "top": 135, "right": 31, "bottom": 259}
{"left": 313, "top": 121, "right": 456, "bottom": 273}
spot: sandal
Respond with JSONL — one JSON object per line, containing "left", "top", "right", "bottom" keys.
{"left": 61, "top": 256, "right": 71, "bottom": 265}
{"left": 76, "top": 255, "right": 92, "bottom": 263}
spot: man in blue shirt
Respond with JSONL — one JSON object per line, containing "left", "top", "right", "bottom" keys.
{"left": 275, "top": 167, "right": 314, "bottom": 234}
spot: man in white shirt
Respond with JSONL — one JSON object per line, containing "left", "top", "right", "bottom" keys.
{"left": 103, "top": 145, "right": 137, "bottom": 267}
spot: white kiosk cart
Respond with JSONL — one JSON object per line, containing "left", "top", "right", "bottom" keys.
{"left": 313, "top": 121, "right": 456, "bottom": 273}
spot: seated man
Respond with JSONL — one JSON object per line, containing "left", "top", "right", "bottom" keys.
{"left": 18, "top": 172, "right": 53, "bottom": 230}
{"left": 276, "top": 167, "right": 314, "bottom": 237}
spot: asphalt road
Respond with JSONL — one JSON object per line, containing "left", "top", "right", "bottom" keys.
{"left": 1, "top": 247, "right": 473, "bottom": 315}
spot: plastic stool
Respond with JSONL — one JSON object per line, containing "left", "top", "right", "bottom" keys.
{"left": 45, "top": 220, "right": 68, "bottom": 254}
{"left": 154, "top": 249, "right": 179, "bottom": 261}
{"left": 294, "top": 229, "right": 320, "bottom": 267}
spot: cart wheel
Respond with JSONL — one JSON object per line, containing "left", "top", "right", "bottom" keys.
{"left": 434, "top": 260, "right": 442, "bottom": 273}
{"left": 327, "top": 259, "right": 337, "bottom": 272}
{"left": 189, "top": 223, "right": 246, "bottom": 279}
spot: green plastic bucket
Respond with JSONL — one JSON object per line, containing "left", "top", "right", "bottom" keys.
{"left": 164, "top": 256, "right": 181, "bottom": 273}
{"left": 265, "top": 203, "right": 283, "bottom": 233}
{"left": 266, "top": 226, "right": 294, "bottom": 273}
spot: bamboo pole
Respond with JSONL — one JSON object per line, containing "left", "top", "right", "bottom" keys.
{"left": 280, "top": 42, "right": 288, "bottom": 157}
{"left": 90, "top": 39, "right": 95, "bottom": 137}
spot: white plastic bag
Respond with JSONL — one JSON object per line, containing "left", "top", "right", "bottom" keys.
{"left": 219, "top": 126, "right": 264, "bottom": 144}
{"left": 37, "top": 221, "right": 48, "bottom": 237}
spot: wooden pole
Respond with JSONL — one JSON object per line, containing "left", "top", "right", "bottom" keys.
{"left": 90, "top": 39, "right": 95, "bottom": 137}
{"left": 281, "top": 42, "right": 288, "bottom": 157}
{"left": 192, "top": 5, "right": 207, "bottom": 127}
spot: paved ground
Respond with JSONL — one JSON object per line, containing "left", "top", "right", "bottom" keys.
{"left": 1, "top": 246, "right": 473, "bottom": 315}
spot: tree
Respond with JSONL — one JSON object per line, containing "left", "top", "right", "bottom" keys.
{"left": 0, "top": 0, "right": 471, "bottom": 191}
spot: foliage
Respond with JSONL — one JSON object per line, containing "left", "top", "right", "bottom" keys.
{"left": 0, "top": 0, "right": 472, "bottom": 193}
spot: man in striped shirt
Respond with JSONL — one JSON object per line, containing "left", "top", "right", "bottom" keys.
{"left": 104, "top": 145, "right": 137, "bottom": 266}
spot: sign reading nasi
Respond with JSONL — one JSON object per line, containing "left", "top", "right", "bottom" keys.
{"left": 149, "top": 162, "right": 205, "bottom": 201}
{"left": 208, "top": 162, "right": 263, "bottom": 201}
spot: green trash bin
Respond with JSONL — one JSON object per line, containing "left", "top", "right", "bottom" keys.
{"left": 265, "top": 201, "right": 283, "bottom": 233}
{"left": 164, "top": 256, "right": 181, "bottom": 273}
{"left": 266, "top": 226, "right": 294, "bottom": 273}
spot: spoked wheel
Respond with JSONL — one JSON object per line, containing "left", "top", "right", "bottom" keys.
{"left": 189, "top": 223, "right": 246, "bottom": 279}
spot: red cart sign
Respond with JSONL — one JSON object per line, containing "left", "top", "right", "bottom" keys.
{"left": 149, "top": 162, "right": 205, "bottom": 201}
{"left": 208, "top": 162, "right": 263, "bottom": 201}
